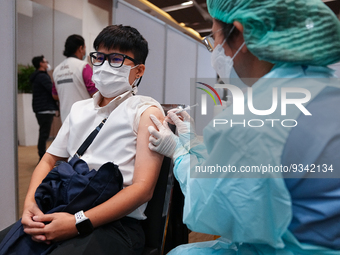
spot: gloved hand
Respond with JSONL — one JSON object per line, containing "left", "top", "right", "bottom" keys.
{"left": 166, "top": 110, "right": 198, "bottom": 151}
{"left": 148, "top": 114, "right": 188, "bottom": 159}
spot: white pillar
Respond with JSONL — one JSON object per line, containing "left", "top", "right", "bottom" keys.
{"left": 0, "top": 0, "right": 18, "bottom": 229}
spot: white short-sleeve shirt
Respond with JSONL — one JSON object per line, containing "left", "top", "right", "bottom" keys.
{"left": 47, "top": 91, "right": 164, "bottom": 219}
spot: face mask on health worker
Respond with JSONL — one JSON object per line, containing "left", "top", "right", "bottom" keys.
{"left": 211, "top": 39, "right": 245, "bottom": 79}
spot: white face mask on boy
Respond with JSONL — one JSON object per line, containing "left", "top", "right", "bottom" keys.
{"left": 92, "top": 61, "right": 138, "bottom": 98}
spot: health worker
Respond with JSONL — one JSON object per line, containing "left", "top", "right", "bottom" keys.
{"left": 148, "top": 0, "right": 340, "bottom": 254}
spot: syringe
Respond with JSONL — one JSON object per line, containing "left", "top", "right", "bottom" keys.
{"left": 175, "top": 103, "right": 198, "bottom": 114}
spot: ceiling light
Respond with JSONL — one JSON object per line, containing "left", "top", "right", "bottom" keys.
{"left": 196, "top": 28, "right": 212, "bottom": 33}
{"left": 162, "top": 1, "right": 194, "bottom": 12}
{"left": 181, "top": 1, "right": 193, "bottom": 6}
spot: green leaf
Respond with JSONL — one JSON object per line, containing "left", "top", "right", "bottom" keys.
{"left": 18, "top": 64, "right": 35, "bottom": 93}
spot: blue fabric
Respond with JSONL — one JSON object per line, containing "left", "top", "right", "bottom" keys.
{"left": 169, "top": 65, "right": 340, "bottom": 254}
{"left": 0, "top": 157, "right": 123, "bottom": 255}
{"left": 35, "top": 156, "right": 123, "bottom": 214}
{"left": 282, "top": 86, "right": 340, "bottom": 249}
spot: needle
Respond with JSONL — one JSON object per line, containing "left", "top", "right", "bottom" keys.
{"left": 175, "top": 103, "right": 198, "bottom": 114}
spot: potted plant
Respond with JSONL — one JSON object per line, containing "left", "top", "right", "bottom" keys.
{"left": 18, "top": 64, "right": 35, "bottom": 93}
{"left": 17, "top": 64, "right": 39, "bottom": 146}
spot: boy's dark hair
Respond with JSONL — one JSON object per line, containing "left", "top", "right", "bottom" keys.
{"left": 63, "top": 34, "right": 85, "bottom": 57}
{"left": 32, "top": 55, "right": 44, "bottom": 69}
{"left": 93, "top": 25, "right": 149, "bottom": 64}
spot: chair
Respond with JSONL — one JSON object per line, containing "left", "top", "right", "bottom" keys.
{"left": 141, "top": 155, "right": 174, "bottom": 255}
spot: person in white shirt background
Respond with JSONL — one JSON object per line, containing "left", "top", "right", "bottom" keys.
{"left": 52, "top": 34, "right": 98, "bottom": 123}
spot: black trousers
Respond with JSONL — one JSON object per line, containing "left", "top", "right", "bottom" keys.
{"left": 0, "top": 217, "right": 145, "bottom": 255}
{"left": 35, "top": 113, "right": 54, "bottom": 159}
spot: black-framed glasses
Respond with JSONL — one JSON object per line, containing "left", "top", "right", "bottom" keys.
{"left": 201, "top": 26, "right": 235, "bottom": 52}
{"left": 89, "top": 52, "right": 138, "bottom": 68}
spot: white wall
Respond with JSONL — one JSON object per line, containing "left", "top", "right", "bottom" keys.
{"left": 114, "top": 1, "right": 216, "bottom": 102}
{"left": 114, "top": 1, "right": 167, "bottom": 103}
{"left": 0, "top": 0, "right": 18, "bottom": 230}
{"left": 114, "top": 1, "right": 216, "bottom": 134}
{"left": 164, "top": 27, "right": 197, "bottom": 105}
{"left": 83, "top": 1, "right": 109, "bottom": 54}
{"left": 16, "top": 0, "right": 108, "bottom": 69}
{"left": 194, "top": 45, "right": 218, "bottom": 135}
{"left": 17, "top": 94, "right": 39, "bottom": 146}
{"left": 16, "top": 0, "right": 109, "bottom": 147}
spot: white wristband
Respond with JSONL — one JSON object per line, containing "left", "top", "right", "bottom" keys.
{"left": 75, "top": 210, "right": 88, "bottom": 224}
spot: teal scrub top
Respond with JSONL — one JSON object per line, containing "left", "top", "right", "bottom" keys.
{"left": 169, "top": 65, "right": 340, "bottom": 254}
